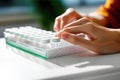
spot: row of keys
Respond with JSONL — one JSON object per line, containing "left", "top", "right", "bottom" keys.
{"left": 4, "top": 26, "right": 72, "bottom": 50}
{"left": 5, "top": 26, "right": 61, "bottom": 43}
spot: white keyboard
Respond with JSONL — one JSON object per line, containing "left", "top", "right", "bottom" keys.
{"left": 4, "top": 26, "right": 84, "bottom": 59}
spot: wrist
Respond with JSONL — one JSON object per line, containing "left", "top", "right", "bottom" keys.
{"left": 87, "top": 12, "right": 110, "bottom": 27}
{"left": 111, "top": 29, "right": 120, "bottom": 44}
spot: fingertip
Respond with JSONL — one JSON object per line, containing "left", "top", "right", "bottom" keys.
{"left": 53, "top": 21, "right": 61, "bottom": 32}
{"left": 54, "top": 27, "right": 59, "bottom": 32}
{"left": 55, "top": 32, "right": 60, "bottom": 38}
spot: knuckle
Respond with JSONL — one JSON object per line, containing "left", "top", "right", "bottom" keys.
{"left": 66, "top": 8, "right": 75, "bottom": 13}
{"left": 83, "top": 17, "right": 90, "bottom": 22}
{"left": 82, "top": 17, "right": 89, "bottom": 20}
{"left": 55, "top": 16, "right": 60, "bottom": 21}
{"left": 86, "top": 22, "right": 95, "bottom": 30}
{"left": 78, "top": 17, "right": 90, "bottom": 23}
{"left": 87, "top": 22, "right": 93, "bottom": 26}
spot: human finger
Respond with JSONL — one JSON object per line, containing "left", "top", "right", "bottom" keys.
{"left": 63, "top": 17, "right": 90, "bottom": 29}
{"left": 59, "top": 8, "right": 82, "bottom": 31}
{"left": 54, "top": 16, "right": 61, "bottom": 31}
{"left": 58, "top": 22, "right": 96, "bottom": 40}
{"left": 60, "top": 32, "right": 92, "bottom": 47}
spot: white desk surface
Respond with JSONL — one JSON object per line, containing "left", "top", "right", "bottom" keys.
{"left": 0, "top": 38, "right": 120, "bottom": 80}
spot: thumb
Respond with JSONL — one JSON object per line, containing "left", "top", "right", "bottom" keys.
{"left": 61, "top": 32, "right": 91, "bottom": 47}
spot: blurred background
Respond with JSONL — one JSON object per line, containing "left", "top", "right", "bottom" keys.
{"left": 0, "top": 0, "right": 105, "bottom": 37}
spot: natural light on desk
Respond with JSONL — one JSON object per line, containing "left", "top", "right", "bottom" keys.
{"left": 0, "top": 0, "right": 120, "bottom": 80}
{"left": 0, "top": 38, "right": 120, "bottom": 80}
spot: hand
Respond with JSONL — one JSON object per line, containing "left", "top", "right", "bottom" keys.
{"left": 57, "top": 18, "right": 120, "bottom": 54}
{"left": 54, "top": 8, "right": 83, "bottom": 32}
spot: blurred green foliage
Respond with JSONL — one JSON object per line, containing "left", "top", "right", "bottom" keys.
{"left": 32, "top": 0, "right": 66, "bottom": 30}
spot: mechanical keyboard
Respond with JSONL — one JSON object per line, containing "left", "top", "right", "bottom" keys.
{"left": 4, "top": 26, "right": 86, "bottom": 59}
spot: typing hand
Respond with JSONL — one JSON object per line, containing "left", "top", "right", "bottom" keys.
{"left": 57, "top": 18, "right": 120, "bottom": 54}
{"left": 54, "top": 8, "right": 83, "bottom": 32}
